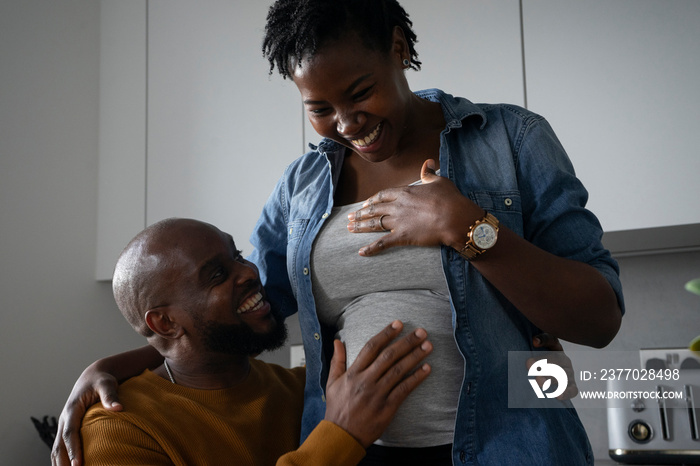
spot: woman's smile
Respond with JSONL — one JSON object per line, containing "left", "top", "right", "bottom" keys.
{"left": 350, "top": 122, "right": 383, "bottom": 150}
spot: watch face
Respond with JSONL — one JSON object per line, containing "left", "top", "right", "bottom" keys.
{"left": 473, "top": 223, "right": 497, "bottom": 249}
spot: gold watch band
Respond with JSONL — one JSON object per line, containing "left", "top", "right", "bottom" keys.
{"left": 458, "top": 211, "right": 499, "bottom": 261}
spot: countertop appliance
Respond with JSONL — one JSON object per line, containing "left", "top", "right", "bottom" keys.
{"left": 607, "top": 349, "right": 700, "bottom": 464}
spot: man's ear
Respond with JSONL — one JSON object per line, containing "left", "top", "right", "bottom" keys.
{"left": 145, "top": 308, "right": 184, "bottom": 339}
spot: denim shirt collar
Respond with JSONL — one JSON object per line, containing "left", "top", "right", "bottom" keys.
{"left": 415, "top": 88, "right": 488, "bottom": 131}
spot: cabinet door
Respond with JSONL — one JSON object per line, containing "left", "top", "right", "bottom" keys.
{"left": 304, "top": 0, "right": 525, "bottom": 147}
{"left": 97, "top": 1, "right": 302, "bottom": 278}
{"left": 147, "top": 0, "right": 301, "bottom": 254}
{"left": 523, "top": 0, "right": 700, "bottom": 237}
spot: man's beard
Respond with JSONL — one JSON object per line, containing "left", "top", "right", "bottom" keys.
{"left": 193, "top": 309, "right": 288, "bottom": 356}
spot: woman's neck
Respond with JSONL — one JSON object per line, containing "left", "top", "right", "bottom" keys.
{"left": 334, "top": 98, "right": 445, "bottom": 205}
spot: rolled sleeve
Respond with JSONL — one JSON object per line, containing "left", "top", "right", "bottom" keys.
{"left": 516, "top": 116, "right": 625, "bottom": 314}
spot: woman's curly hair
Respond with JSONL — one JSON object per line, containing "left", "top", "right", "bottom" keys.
{"left": 262, "top": 0, "right": 421, "bottom": 79}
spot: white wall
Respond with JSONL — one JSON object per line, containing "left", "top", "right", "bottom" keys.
{"left": 0, "top": 2, "right": 146, "bottom": 464}
{"left": 0, "top": 1, "right": 698, "bottom": 464}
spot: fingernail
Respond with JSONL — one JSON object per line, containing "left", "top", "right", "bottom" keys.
{"left": 347, "top": 213, "right": 355, "bottom": 220}
{"left": 533, "top": 337, "right": 541, "bottom": 345}
{"left": 391, "top": 320, "right": 401, "bottom": 329}
{"left": 414, "top": 328, "right": 426, "bottom": 338}
{"left": 421, "top": 341, "right": 431, "bottom": 351}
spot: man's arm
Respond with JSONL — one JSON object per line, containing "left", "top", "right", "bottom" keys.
{"left": 52, "top": 345, "right": 163, "bottom": 466}
{"left": 277, "top": 321, "right": 432, "bottom": 466}
{"left": 81, "top": 409, "right": 174, "bottom": 466}
{"left": 62, "top": 322, "right": 430, "bottom": 466}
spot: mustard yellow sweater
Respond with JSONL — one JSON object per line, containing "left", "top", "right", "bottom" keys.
{"left": 81, "top": 358, "right": 365, "bottom": 465}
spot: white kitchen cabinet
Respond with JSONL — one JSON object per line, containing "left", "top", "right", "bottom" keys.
{"left": 522, "top": 0, "right": 700, "bottom": 254}
{"left": 146, "top": 0, "right": 301, "bottom": 253}
{"left": 96, "top": 0, "right": 301, "bottom": 279}
{"left": 403, "top": 0, "right": 524, "bottom": 104}
{"left": 98, "top": 1, "right": 700, "bottom": 279}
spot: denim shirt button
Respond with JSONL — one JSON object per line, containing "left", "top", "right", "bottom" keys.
{"left": 322, "top": 212, "right": 329, "bottom": 219}
{"left": 504, "top": 197, "right": 512, "bottom": 206}
{"left": 303, "top": 267, "right": 309, "bottom": 275}
{"left": 459, "top": 450, "right": 466, "bottom": 463}
{"left": 322, "top": 394, "right": 326, "bottom": 403}
{"left": 313, "top": 332, "right": 320, "bottom": 340}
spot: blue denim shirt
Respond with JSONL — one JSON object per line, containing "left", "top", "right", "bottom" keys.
{"left": 249, "top": 89, "right": 624, "bottom": 465}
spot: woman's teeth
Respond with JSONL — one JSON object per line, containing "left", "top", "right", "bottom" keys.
{"left": 237, "top": 292, "right": 264, "bottom": 314}
{"left": 352, "top": 123, "right": 381, "bottom": 147}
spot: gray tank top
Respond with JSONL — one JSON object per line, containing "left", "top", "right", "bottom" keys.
{"left": 310, "top": 200, "right": 464, "bottom": 447}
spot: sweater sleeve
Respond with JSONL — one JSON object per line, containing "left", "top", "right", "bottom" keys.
{"left": 276, "top": 420, "right": 366, "bottom": 466}
{"left": 82, "top": 413, "right": 174, "bottom": 466}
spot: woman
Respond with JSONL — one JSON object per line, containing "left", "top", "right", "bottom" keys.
{"left": 253, "top": 1, "right": 622, "bottom": 464}
{"left": 53, "top": 1, "right": 623, "bottom": 465}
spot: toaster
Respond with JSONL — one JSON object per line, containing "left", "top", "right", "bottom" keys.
{"left": 607, "top": 349, "right": 700, "bottom": 464}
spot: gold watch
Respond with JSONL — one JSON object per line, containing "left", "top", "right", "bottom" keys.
{"left": 459, "top": 211, "right": 500, "bottom": 261}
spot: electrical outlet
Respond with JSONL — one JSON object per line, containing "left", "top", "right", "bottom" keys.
{"left": 290, "top": 344, "right": 306, "bottom": 368}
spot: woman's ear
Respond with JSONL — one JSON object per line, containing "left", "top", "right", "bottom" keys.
{"left": 145, "top": 308, "right": 184, "bottom": 339}
{"left": 391, "top": 25, "right": 409, "bottom": 64}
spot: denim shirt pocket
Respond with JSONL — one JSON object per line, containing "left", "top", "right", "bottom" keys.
{"left": 286, "top": 218, "right": 310, "bottom": 293}
{"left": 467, "top": 190, "right": 524, "bottom": 236}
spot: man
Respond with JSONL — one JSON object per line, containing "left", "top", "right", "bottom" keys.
{"left": 79, "top": 218, "right": 433, "bottom": 465}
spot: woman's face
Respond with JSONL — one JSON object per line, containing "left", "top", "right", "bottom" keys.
{"left": 291, "top": 29, "right": 414, "bottom": 164}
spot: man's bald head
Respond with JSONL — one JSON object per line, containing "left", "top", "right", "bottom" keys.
{"left": 112, "top": 218, "right": 216, "bottom": 337}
